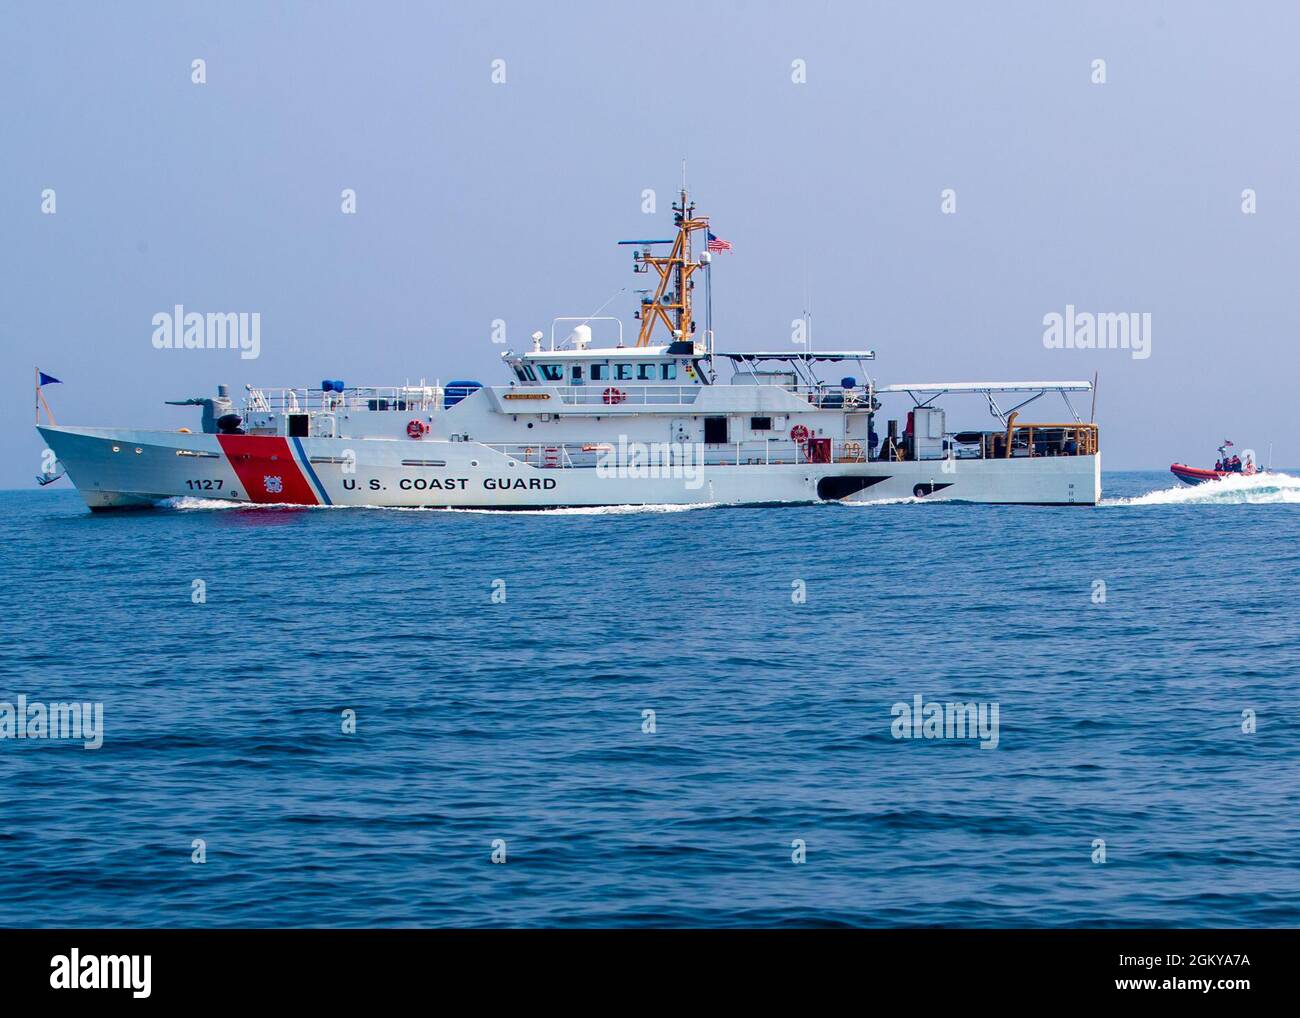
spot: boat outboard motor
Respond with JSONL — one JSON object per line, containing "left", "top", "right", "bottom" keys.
{"left": 165, "top": 383, "right": 237, "bottom": 434}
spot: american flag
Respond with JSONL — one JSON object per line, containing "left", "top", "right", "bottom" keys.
{"left": 707, "top": 231, "right": 733, "bottom": 253}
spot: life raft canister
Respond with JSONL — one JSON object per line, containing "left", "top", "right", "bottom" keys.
{"left": 603, "top": 387, "right": 626, "bottom": 405}
{"left": 789, "top": 424, "right": 811, "bottom": 444}
{"left": 407, "top": 419, "right": 428, "bottom": 439}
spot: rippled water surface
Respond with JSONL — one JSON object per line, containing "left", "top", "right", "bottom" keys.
{"left": 2, "top": 472, "right": 1299, "bottom": 927}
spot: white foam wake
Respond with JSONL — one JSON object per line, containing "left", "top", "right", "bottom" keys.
{"left": 1103, "top": 471, "right": 1300, "bottom": 506}
{"left": 383, "top": 501, "right": 724, "bottom": 516}
{"left": 159, "top": 497, "right": 722, "bottom": 515}
{"left": 514, "top": 502, "right": 722, "bottom": 516}
{"left": 164, "top": 497, "right": 354, "bottom": 511}
{"left": 836, "top": 495, "right": 930, "bottom": 507}
{"left": 164, "top": 497, "right": 253, "bottom": 511}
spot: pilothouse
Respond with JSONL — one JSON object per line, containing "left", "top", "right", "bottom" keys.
{"left": 37, "top": 188, "right": 1101, "bottom": 510}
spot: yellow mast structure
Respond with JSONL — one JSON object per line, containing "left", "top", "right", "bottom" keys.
{"left": 633, "top": 188, "right": 709, "bottom": 348}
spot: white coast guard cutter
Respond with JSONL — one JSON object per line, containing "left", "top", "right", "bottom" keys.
{"left": 37, "top": 190, "right": 1100, "bottom": 510}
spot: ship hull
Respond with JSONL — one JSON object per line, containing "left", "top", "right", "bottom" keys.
{"left": 38, "top": 426, "right": 1102, "bottom": 509}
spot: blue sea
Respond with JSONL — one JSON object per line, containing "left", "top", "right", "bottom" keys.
{"left": 2, "top": 472, "right": 1299, "bottom": 928}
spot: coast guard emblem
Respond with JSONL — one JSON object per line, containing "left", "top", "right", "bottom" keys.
{"left": 263, "top": 475, "right": 283, "bottom": 494}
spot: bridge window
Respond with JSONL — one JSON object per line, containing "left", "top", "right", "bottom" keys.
{"left": 591, "top": 363, "right": 608, "bottom": 380}
{"left": 637, "top": 363, "right": 656, "bottom": 381}
{"left": 538, "top": 364, "right": 564, "bottom": 382}
{"left": 660, "top": 363, "right": 678, "bottom": 380}
{"left": 615, "top": 364, "right": 633, "bottom": 381}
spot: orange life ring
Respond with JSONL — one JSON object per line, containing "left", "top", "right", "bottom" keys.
{"left": 790, "top": 424, "right": 811, "bottom": 444}
{"left": 406, "top": 419, "right": 426, "bottom": 439}
{"left": 602, "top": 387, "right": 626, "bottom": 405}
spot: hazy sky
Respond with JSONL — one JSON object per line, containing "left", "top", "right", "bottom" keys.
{"left": 3, "top": 0, "right": 1298, "bottom": 485}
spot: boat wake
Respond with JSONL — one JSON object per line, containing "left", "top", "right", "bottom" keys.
{"left": 1103, "top": 471, "right": 1300, "bottom": 507}
{"left": 837, "top": 495, "right": 932, "bottom": 507}
{"left": 514, "top": 502, "right": 722, "bottom": 516}
{"left": 411, "top": 502, "right": 723, "bottom": 516}
{"left": 160, "top": 497, "right": 722, "bottom": 515}
{"left": 165, "top": 497, "right": 259, "bottom": 511}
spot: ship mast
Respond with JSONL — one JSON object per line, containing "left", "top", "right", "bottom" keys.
{"left": 633, "top": 187, "right": 709, "bottom": 348}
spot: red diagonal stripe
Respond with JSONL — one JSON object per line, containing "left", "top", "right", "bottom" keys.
{"left": 216, "top": 434, "right": 319, "bottom": 505}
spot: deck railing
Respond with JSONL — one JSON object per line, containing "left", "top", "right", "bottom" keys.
{"left": 480, "top": 439, "right": 881, "bottom": 469}
{"left": 245, "top": 385, "right": 443, "bottom": 415}
{"left": 546, "top": 382, "right": 874, "bottom": 408}
{"left": 243, "top": 380, "right": 881, "bottom": 416}
{"left": 550, "top": 385, "right": 701, "bottom": 407}
{"left": 983, "top": 421, "right": 1099, "bottom": 459}
{"left": 481, "top": 433, "right": 1101, "bottom": 470}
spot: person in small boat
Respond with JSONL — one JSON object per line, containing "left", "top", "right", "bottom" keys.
{"left": 1214, "top": 458, "right": 1223, "bottom": 471}
{"left": 1230, "top": 454, "right": 1242, "bottom": 472}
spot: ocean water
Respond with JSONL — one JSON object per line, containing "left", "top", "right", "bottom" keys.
{"left": 2, "top": 471, "right": 1298, "bottom": 928}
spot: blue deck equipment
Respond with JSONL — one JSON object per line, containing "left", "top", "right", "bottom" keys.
{"left": 443, "top": 380, "right": 483, "bottom": 408}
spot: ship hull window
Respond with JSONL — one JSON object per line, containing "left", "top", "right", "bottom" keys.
{"left": 704, "top": 416, "right": 729, "bottom": 444}
{"left": 750, "top": 416, "right": 772, "bottom": 431}
{"left": 288, "top": 414, "right": 310, "bottom": 438}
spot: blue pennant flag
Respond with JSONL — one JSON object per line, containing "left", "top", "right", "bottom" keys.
{"left": 38, "top": 371, "right": 62, "bottom": 386}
